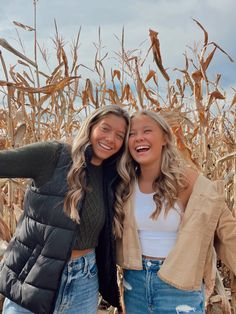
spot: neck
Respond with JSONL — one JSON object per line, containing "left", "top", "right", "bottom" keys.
{"left": 138, "top": 163, "right": 161, "bottom": 193}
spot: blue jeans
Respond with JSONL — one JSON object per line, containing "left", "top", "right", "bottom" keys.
{"left": 3, "top": 250, "right": 99, "bottom": 314}
{"left": 124, "top": 258, "right": 205, "bottom": 314}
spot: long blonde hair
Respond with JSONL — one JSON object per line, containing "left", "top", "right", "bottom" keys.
{"left": 64, "top": 105, "right": 130, "bottom": 226}
{"left": 116, "top": 110, "right": 189, "bottom": 234}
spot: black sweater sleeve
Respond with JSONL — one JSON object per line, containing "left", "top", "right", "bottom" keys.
{"left": 0, "top": 141, "right": 61, "bottom": 187}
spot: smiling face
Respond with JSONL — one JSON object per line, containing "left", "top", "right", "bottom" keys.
{"left": 90, "top": 113, "right": 127, "bottom": 165}
{"left": 128, "top": 113, "right": 167, "bottom": 168}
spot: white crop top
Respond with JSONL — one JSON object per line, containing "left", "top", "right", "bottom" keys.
{"left": 134, "top": 183, "right": 182, "bottom": 258}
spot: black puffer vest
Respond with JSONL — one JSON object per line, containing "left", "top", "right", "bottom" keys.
{"left": 0, "top": 143, "right": 121, "bottom": 313}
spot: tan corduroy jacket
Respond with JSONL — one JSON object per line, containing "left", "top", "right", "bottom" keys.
{"left": 117, "top": 174, "right": 236, "bottom": 294}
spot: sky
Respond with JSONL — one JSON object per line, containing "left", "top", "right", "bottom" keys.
{"left": 0, "top": 0, "right": 236, "bottom": 97}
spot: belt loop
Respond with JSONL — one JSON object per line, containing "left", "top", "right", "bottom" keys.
{"left": 84, "top": 255, "right": 88, "bottom": 274}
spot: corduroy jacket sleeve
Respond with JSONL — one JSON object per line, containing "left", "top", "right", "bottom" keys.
{"left": 215, "top": 205, "right": 236, "bottom": 275}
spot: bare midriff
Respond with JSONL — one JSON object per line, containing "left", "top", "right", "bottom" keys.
{"left": 70, "top": 248, "right": 94, "bottom": 260}
{"left": 142, "top": 255, "right": 165, "bottom": 261}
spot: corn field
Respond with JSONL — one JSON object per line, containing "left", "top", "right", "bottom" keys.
{"left": 0, "top": 3, "right": 235, "bottom": 313}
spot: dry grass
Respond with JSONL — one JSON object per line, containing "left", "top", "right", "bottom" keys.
{"left": 0, "top": 6, "right": 235, "bottom": 313}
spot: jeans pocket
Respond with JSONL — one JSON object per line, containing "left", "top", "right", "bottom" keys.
{"left": 88, "top": 262, "right": 98, "bottom": 278}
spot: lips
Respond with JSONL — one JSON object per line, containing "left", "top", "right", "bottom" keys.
{"left": 135, "top": 145, "right": 150, "bottom": 153}
{"left": 98, "top": 141, "right": 113, "bottom": 151}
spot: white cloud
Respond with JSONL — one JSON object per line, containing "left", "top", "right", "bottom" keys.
{"left": 0, "top": 0, "right": 235, "bottom": 92}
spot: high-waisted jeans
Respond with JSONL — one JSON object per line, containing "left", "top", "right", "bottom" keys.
{"left": 123, "top": 258, "right": 205, "bottom": 314}
{"left": 2, "top": 250, "right": 98, "bottom": 314}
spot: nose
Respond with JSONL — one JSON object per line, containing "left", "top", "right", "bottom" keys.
{"left": 105, "top": 131, "right": 115, "bottom": 143}
{"left": 134, "top": 133, "right": 144, "bottom": 142}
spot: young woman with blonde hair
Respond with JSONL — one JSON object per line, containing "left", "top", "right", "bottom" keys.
{"left": 117, "top": 110, "right": 236, "bottom": 314}
{"left": 0, "top": 105, "right": 129, "bottom": 314}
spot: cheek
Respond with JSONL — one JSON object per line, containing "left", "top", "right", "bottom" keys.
{"left": 115, "top": 139, "right": 124, "bottom": 151}
{"left": 128, "top": 138, "right": 133, "bottom": 150}
{"left": 128, "top": 141, "right": 136, "bottom": 157}
{"left": 89, "top": 129, "right": 96, "bottom": 143}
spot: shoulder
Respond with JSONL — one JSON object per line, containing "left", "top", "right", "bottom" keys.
{"left": 178, "top": 167, "right": 199, "bottom": 209}
{"left": 18, "top": 140, "right": 62, "bottom": 153}
{"left": 185, "top": 167, "right": 199, "bottom": 187}
{"left": 191, "top": 173, "right": 225, "bottom": 198}
{"left": 179, "top": 170, "right": 225, "bottom": 210}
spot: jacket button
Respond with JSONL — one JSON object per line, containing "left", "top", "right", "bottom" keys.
{"left": 147, "top": 261, "right": 152, "bottom": 266}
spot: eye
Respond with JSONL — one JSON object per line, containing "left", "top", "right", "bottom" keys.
{"left": 129, "top": 131, "right": 135, "bottom": 137}
{"left": 101, "top": 125, "right": 109, "bottom": 132}
{"left": 144, "top": 129, "right": 152, "bottom": 134}
{"left": 116, "top": 134, "right": 124, "bottom": 141}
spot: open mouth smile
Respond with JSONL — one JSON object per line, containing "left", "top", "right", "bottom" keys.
{"left": 98, "top": 142, "right": 112, "bottom": 151}
{"left": 135, "top": 145, "right": 150, "bottom": 153}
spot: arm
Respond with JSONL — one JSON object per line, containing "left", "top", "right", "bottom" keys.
{"left": 0, "top": 141, "right": 61, "bottom": 187}
{"left": 215, "top": 205, "right": 236, "bottom": 275}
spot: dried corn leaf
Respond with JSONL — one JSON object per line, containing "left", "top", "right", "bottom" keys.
{"left": 61, "top": 48, "right": 69, "bottom": 77}
{"left": 192, "top": 19, "right": 208, "bottom": 47}
{"left": 28, "top": 93, "right": 36, "bottom": 107}
{"left": 192, "top": 70, "right": 202, "bottom": 83}
{"left": 170, "top": 94, "right": 178, "bottom": 108}
{"left": 111, "top": 77, "right": 121, "bottom": 106}
{"left": 210, "top": 42, "right": 234, "bottom": 62}
{"left": 0, "top": 217, "right": 11, "bottom": 242}
{"left": 207, "top": 90, "right": 225, "bottom": 108}
{"left": 194, "top": 82, "right": 203, "bottom": 102}
{"left": 121, "top": 84, "right": 131, "bottom": 102}
{"left": 14, "top": 77, "right": 79, "bottom": 94}
{"left": 13, "top": 204, "right": 24, "bottom": 222}
{"left": 145, "top": 70, "right": 158, "bottom": 86}
{"left": 198, "top": 108, "right": 205, "bottom": 124}
{"left": 230, "top": 93, "right": 236, "bottom": 108}
{"left": 184, "top": 72, "right": 194, "bottom": 92}
{"left": 6, "top": 115, "right": 14, "bottom": 143}
{"left": 85, "top": 79, "right": 96, "bottom": 105}
{"left": 13, "top": 21, "right": 35, "bottom": 31}
{"left": 149, "top": 29, "right": 170, "bottom": 82}
{"left": 202, "top": 46, "right": 217, "bottom": 72}
{"left": 112, "top": 70, "right": 121, "bottom": 81}
{"left": 9, "top": 65, "right": 18, "bottom": 83}
{"left": 0, "top": 38, "right": 36, "bottom": 67}
{"left": 173, "top": 126, "right": 198, "bottom": 167}
{"left": 82, "top": 90, "right": 89, "bottom": 108}
{"left": 35, "top": 94, "right": 51, "bottom": 108}
{"left": 23, "top": 71, "right": 35, "bottom": 85}
{"left": 176, "top": 79, "right": 184, "bottom": 97}
{"left": 0, "top": 138, "right": 7, "bottom": 150}
{"left": 134, "top": 57, "right": 144, "bottom": 107}
{"left": 0, "top": 50, "right": 9, "bottom": 81}
{"left": 16, "top": 73, "right": 30, "bottom": 86}
{"left": 70, "top": 28, "right": 81, "bottom": 74}
{"left": 14, "top": 124, "right": 26, "bottom": 147}
{"left": 107, "top": 89, "right": 118, "bottom": 104}
{"left": 49, "top": 63, "right": 64, "bottom": 84}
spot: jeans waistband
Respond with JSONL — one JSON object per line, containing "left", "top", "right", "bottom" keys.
{"left": 142, "top": 257, "right": 164, "bottom": 271}
{"left": 67, "top": 249, "right": 96, "bottom": 269}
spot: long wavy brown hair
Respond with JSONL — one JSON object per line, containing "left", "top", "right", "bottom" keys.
{"left": 64, "top": 105, "right": 130, "bottom": 232}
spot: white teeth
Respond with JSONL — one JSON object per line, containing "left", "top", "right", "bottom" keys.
{"left": 135, "top": 145, "right": 150, "bottom": 152}
{"left": 99, "top": 142, "right": 112, "bottom": 150}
